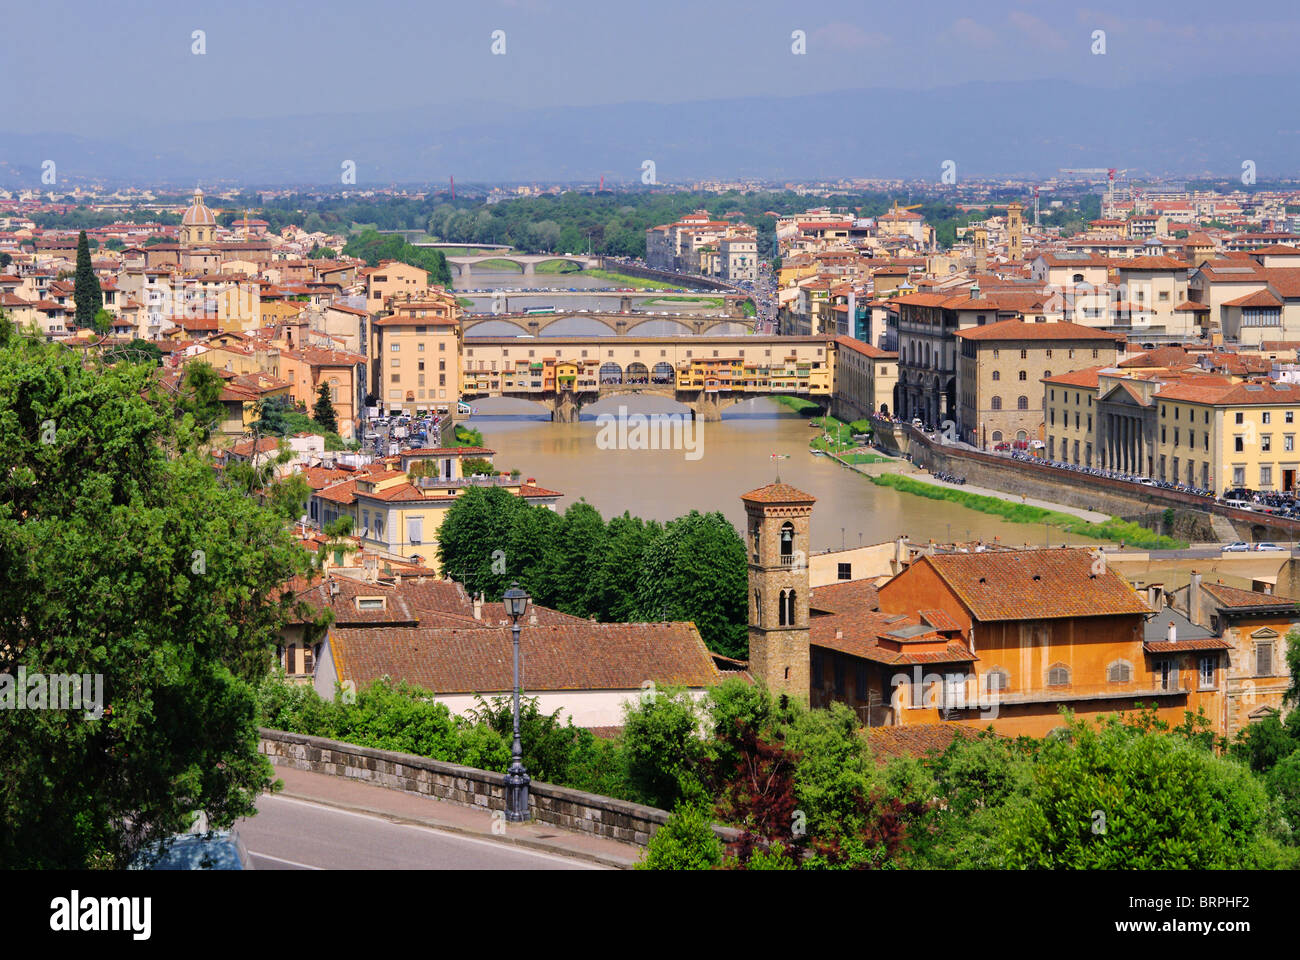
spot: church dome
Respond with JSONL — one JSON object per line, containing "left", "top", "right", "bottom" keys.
{"left": 182, "top": 188, "right": 216, "bottom": 227}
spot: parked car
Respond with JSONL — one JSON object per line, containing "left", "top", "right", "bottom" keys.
{"left": 1224, "top": 541, "right": 1251, "bottom": 552}
{"left": 1255, "top": 542, "right": 1284, "bottom": 551}
{"left": 130, "top": 830, "right": 253, "bottom": 870}
{"left": 993, "top": 442, "right": 1011, "bottom": 452}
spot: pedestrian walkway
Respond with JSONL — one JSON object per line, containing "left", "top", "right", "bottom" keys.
{"left": 270, "top": 764, "right": 643, "bottom": 869}
{"left": 903, "top": 473, "right": 1112, "bottom": 523}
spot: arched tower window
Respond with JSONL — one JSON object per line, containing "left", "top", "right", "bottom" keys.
{"left": 780, "top": 521, "right": 794, "bottom": 563}
{"left": 778, "top": 589, "right": 788, "bottom": 626}
{"left": 785, "top": 589, "right": 796, "bottom": 626}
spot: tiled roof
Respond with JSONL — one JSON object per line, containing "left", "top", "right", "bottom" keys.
{"left": 741, "top": 481, "right": 816, "bottom": 504}
{"left": 907, "top": 548, "right": 1150, "bottom": 622}
{"left": 955, "top": 319, "right": 1122, "bottom": 342}
{"left": 1042, "top": 366, "right": 1105, "bottom": 388}
{"left": 1202, "top": 582, "right": 1299, "bottom": 610}
{"left": 866, "top": 723, "right": 989, "bottom": 763}
{"left": 329, "top": 621, "right": 720, "bottom": 693}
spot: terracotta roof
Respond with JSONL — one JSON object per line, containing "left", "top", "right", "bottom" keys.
{"left": 1042, "top": 366, "right": 1105, "bottom": 388}
{"left": 1202, "top": 582, "right": 1299, "bottom": 610}
{"left": 741, "top": 481, "right": 816, "bottom": 504}
{"left": 834, "top": 335, "right": 896, "bottom": 359}
{"left": 1155, "top": 380, "right": 1300, "bottom": 406}
{"left": 1223, "top": 288, "right": 1283, "bottom": 308}
{"left": 955, "top": 319, "right": 1122, "bottom": 342}
{"left": 901, "top": 548, "right": 1150, "bottom": 622}
{"left": 329, "top": 621, "right": 721, "bottom": 693}
{"left": 866, "top": 724, "right": 989, "bottom": 763}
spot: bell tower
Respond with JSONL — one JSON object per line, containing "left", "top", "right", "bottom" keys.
{"left": 973, "top": 223, "right": 988, "bottom": 274}
{"left": 742, "top": 481, "right": 815, "bottom": 702}
{"left": 1006, "top": 202, "right": 1023, "bottom": 262}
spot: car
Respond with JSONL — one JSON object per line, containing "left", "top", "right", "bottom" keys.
{"left": 1255, "top": 542, "right": 1285, "bottom": 551}
{"left": 130, "top": 829, "right": 253, "bottom": 870}
{"left": 1224, "top": 541, "right": 1251, "bottom": 552}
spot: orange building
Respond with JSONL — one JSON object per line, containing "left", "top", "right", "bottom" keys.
{"left": 743, "top": 482, "right": 1231, "bottom": 737}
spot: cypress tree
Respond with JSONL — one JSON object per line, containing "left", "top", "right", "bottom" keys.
{"left": 73, "top": 230, "right": 101, "bottom": 329}
{"left": 313, "top": 382, "right": 338, "bottom": 434}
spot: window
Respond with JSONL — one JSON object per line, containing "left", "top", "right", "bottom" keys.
{"left": 837, "top": 562, "right": 852, "bottom": 581}
{"left": 1262, "top": 435, "right": 1272, "bottom": 452}
{"left": 1257, "top": 641, "right": 1275, "bottom": 676}
{"left": 1020, "top": 348, "right": 1027, "bottom": 359}
{"left": 1106, "top": 660, "right": 1132, "bottom": 683}
{"left": 1018, "top": 370, "right": 1027, "bottom": 381}
{"left": 1091, "top": 349, "right": 1099, "bottom": 358}
{"left": 1286, "top": 435, "right": 1294, "bottom": 452}
{"left": 1235, "top": 435, "right": 1245, "bottom": 452}
{"left": 1261, "top": 465, "right": 1273, "bottom": 487}
{"left": 1288, "top": 411, "right": 1295, "bottom": 424}
{"left": 1263, "top": 412, "right": 1272, "bottom": 424}
{"left": 991, "top": 396, "right": 1002, "bottom": 410}
{"left": 1047, "top": 664, "right": 1070, "bottom": 687}
{"left": 992, "top": 370, "right": 1000, "bottom": 381}
{"left": 991, "top": 431, "right": 1003, "bottom": 441}
{"left": 1199, "top": 656, "right": 1216, "bottom": 690}
{"left": 1157, "top": 659, "right": 1178, "bottom": 691}
{"left": 985, "top": 669, "right": 1009, "bottom": 693}
{"left": 1017, "top": 396, "right": 1029, "bottom": 410}
{"left": 1236, "top": 411, "right": 1244, "bottom": 424}
{"left": 390, "top": 343, "right": 400, "bottom": 352}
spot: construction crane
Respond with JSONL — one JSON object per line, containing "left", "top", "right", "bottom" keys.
{"left": 1058, "top": 168, "right": 1129, "bottom": 213}
{"left": 887, "top": 200, "right": 923, "bottom": 218}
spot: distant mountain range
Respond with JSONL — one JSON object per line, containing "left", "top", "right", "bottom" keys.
{"left": 4, "top": 77, "right": 1297, "bottom": 187}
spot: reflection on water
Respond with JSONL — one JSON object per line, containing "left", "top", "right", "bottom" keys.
{"left": 466, "top": 397, "right": 1107, "bottom": 553}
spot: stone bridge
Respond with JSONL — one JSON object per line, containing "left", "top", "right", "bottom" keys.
{"left": 460, "top": 311, "right": 754, "bottom": 337}
{"left": 443, "top": 253, "right": 600, "bottom": 278}
{"left": 467, "top": 386, "right": 791, "bottom": 423}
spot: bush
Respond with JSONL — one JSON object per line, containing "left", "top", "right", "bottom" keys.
{"left": 637, "top": 805, "right": 723, "bottom": 870}
{"left": 620, "top": 689, "right": 708, "bottom": 810}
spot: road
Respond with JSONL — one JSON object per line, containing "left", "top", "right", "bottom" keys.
{"left": 236, "top": 794, "right": 605, "bottom": 870}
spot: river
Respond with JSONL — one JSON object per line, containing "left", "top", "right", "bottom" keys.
{"left": 466, "top": 396, "right": 1104, "bottom": 553}
{"left": 456, "top": 268, "right": 1105, "bottom": 551}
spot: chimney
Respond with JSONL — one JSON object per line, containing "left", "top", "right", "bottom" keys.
{"left": 1167, "top": 620, "right": 1177, "bottom": 644}
{"left": 529, "top": 612, "right": 538, "bottom": 626}
{"left": 1189, "top": 570, "right": 1202, "bottom": 624}
{"left": 1147, "top": 582, "right": 1163, "bottom": 610}
{"left": 835, "top": 629, "right": 843, "bottom": 640}
{"left": 473, "top": 593, "right": 482, "bottom": 620}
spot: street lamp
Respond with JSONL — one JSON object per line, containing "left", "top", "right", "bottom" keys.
{"left": 503, "top": 582, "right": 531, "bottom": 822}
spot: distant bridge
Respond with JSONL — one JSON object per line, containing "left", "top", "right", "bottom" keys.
{"left": 459, "top": 334, "right": 834, "bottom": 422}
{"left": 441, "top": 253, "right": 600, "bottom": 278}
{"left": 460, "top": 311, "right": 754, "bottom": 337}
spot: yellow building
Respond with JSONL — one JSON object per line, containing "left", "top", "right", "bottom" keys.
{"left": 370, "top": 295, "right": 462, "bottom": 415}
{"left": 309, "top": 450, "right": 562, "bottom": 571}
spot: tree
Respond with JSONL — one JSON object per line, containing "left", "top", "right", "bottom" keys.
{"left": 0, "top": 314, "right": 317, "bottom": 867}
{"left": 620, "top": 688, "right": 708, "bottom": 810}
{"left": 312, "top": 383, "right": 338, "bottom": 435}
{"left": 73, "top": 230, "right": 102, "bottom": 329}
{"left": 175, "top": 361, "right": 226, "bottom": 441}
{"left": 1000, "top": 714, "right": 1272, "bottom": 869}
{"left": 634, "top": 511, "right": 748, "bottom": 657}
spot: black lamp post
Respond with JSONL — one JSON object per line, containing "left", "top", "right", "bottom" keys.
{"left": 503, "top": 582, "right": 531, "bottom": 822}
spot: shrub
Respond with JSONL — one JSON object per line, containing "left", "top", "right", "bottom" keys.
{"left": 636, "top": 805, "right": 723, "bottom": 870}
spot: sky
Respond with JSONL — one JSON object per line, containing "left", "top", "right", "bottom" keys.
{"left": 12, "top": 0, "right": 1300, "bottom": 136}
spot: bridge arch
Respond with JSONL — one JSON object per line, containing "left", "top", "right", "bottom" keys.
{"left": 651, "top": 361, "right": 675, "bottom": 384}
{"left": 627, "top": 317, "right": 693, "bottom": 337}
{"left": 599, "top": 361, "right": 623, "bottom": 385}
{"left": 626, "top": 362, "right": 650, "bottom": 384}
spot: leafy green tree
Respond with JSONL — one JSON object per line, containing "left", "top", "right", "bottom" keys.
{"left": 1000, "top": 714, "right": 1271, "bottom": 868}
{"left": 312, "top": 383, "right": 338, "bottom": 435}
{"left": 436, "top": 486, "right": 526, "bottom": 599}
{"left": 106, "top": 338, "right": 162, "bottom": 366}
{"left": 591, "top": 513, "right": 658, "bottom": 622}
{"left": 0, "top": 315, "right": 316, "bottom": 867}
{"left": 634, "top": 511, "right": 748, "bottom": 657}
{"left": 620, "top": 688, "right": 708, "bottom": 810}
{"left": 552, "top": 500, "right": 608, "bottom": 618}
{"left": 175, "top": 361, "right": 226, "bottom": 441}
{"left": 73, "top": 230, "right": 102, "bottom": 329}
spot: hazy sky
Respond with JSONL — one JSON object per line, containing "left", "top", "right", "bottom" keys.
{"left": 12, "top": 0, "right": 1300, "bottom": 135}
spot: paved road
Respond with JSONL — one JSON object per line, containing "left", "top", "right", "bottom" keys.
{"left": 236, "top": 794, "right": 605, "bottom": 870}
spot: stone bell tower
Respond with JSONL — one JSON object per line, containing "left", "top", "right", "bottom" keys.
{"left": 741, "top": 481, "right": 815, "bottom": 703}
